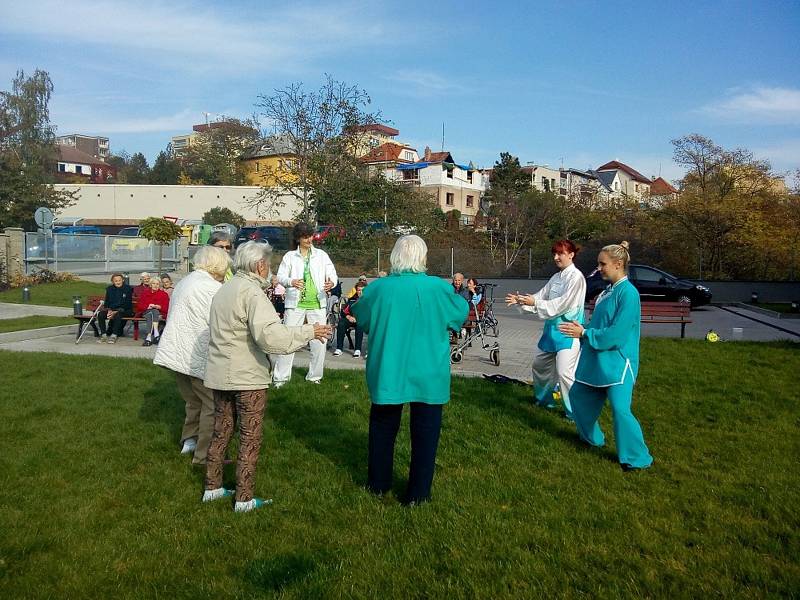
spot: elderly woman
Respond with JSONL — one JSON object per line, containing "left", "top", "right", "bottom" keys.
{"left": 558, "top": 242, "right": 653, "bottom": 471}
{"left": 136, "top": 276, "right": 170, "bottom": 346}
{"left": 202, "top": 241, "right": 331, "bottom": 512}
{"left": 352, "top": 235, "right": 469, "bottom": 505}
{"left": 208, "top": 231, "right": 234, "bottom": 280}
{"left": 153, "top": 246, "right": 230, "bottom": 465}
{"left": 506, "top": 239, "right": 586, "bottom": 420}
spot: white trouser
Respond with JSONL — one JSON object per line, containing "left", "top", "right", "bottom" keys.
{"left": 271, "top": 306, "right": 328, "bottom": 383}
{"left": 531, "top": 338, "right": 580, "bottom": 416}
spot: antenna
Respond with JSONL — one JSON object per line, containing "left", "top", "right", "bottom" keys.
{"left": 441, "top": 122, "right": 445, "bottom": 151}
{"left": 658, "top": 161, "right": 662, "bottom": 177}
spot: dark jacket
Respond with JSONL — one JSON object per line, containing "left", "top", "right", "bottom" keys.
{"left": 105, "top": 284, "right": 134, "bottom": 312}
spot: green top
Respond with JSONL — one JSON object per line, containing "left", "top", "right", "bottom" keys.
{"left": 298, "top": 251, "right": 321, "bottom": 309}
{"left": 575, "top": 277, "right": 641, "bottom": 387}
{"left": 351, "top": 271, "right": 469, "bottom": 405}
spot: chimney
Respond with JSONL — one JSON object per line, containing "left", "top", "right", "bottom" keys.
{"left": 424, "top": 146, "right": 432, "bottom": 161}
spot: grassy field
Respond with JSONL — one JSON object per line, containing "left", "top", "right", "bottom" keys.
{"left": 0, "top": 339, "right": 798, "bottom": 598}
{"left": 0, "top": 280, "right": 107, "bottom": 307}
{"left": 0, "top": 315, "right": 75, "bottom": 333}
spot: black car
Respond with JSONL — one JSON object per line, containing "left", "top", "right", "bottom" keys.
{"left": 234, "top": 226, "right": 290, "bottom": 250}
{"left": 585, "top": 264, "right": 712, "bottom": 308}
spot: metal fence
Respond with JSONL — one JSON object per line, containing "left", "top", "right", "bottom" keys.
{"left": 24, "top": 232, "right": 181, "bottom": 275}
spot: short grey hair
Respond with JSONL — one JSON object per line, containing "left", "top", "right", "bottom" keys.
{"left": 390, "top": 235, "right": 427, "bottom": 273}
{"left": 193, "top": 246, "right": 231, "bottom": 279}
{"left": 233, "top": 241, "right": 272, "bottom": 276}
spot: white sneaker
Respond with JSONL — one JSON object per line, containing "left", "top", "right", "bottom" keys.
{"left": 272, "top": 380, "right": 286, "bottom": 389}
{"left": 333, "top": 349, "right": 342, "bottom": 356}
{"left": 108, "top": 334, "right": 118, "bottom": 344}
{"left": 353, "top": 350, "right": 361, "bottom": 358}
{"left": 97, "top": 334, "right": 107, "bottom": 343}
{"left": 180, "top": 438, "right": 197, "bottom": 454}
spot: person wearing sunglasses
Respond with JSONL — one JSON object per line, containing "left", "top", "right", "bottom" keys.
{"left": 207, "top": 232, "right": 234, "bottom": 280}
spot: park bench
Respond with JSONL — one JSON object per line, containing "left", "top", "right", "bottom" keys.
{"left": 585, "top": 300, "right": 692, "bottom": 338}
{"left": 74, "top": 292, "right": 166, "bottom": 341}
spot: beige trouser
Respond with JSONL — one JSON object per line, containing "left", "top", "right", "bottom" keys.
{"left": 175, "top": 372, "right": 215, "bottom": 465}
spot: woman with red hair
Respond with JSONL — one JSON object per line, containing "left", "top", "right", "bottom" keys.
{"left": 506, "top": 240, "right": 586, "bottom": 419}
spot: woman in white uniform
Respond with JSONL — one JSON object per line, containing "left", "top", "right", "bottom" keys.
{"left": 506, "top": 240, "right": 586, "bottom": 419}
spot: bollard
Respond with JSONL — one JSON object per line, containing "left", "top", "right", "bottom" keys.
{"left": 73, "top": 295, "right": 83, "bottom": 316}
{"left": 791, "top": 301, "right": 798, "bottom": 313}
{"left": 22, "top": 286, "right": 30, "bottom": 302}
{"left": 751, "top": 291, "right": 759, "bottom": 303}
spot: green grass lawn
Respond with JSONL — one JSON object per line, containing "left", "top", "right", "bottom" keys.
{"left": 747, "top": 302, "right": 798, "bottom": 314}
{"left": 1, "top": 339, "right": 798, "bottom": 598}
{"left": 0, "top": 280, "right": 107, "bottom": 307}
{"left": 0, "top": 315, "right": 75, "bottom": 333}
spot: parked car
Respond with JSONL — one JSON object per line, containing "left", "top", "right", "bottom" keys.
{"left": 234, "top": 226, "right": 290, "bottom": 250}
{"left": 585, "top": 263, "right": 712, "bottom": 308}
{"left": 361, "top": 221, "right": 387, "bottom": 235}
{"left": 313, "top": 225, "right": 346, "bottom": 244}
{"left": 212, "top": 223, "right": 239, "bottom": 240}
{"left": 28, "top": 227, "right": 104, "bottom": 258}
{"left": 53, "top": 225, "right": 102, "bottom": 235}
{"left": 111, "top": 227, "right": 149, "bottom": 252}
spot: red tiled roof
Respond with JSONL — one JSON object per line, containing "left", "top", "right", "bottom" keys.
{"left": 596, "top": 160, "right": 651, "bottom": 184}
{"left": 650, "top": 176, "right": 678, "bottom": 195}
{"left": 57, "top": 145, "right": 106, "bottom": 165}
{"left": 427, "top": 151, "right": 451, "bottom": 163}
{"left": 360, "top": 142, "right": 416, "bottom": 163}
{"left": 352, "top": 123, "right": 400, "bottom": 137}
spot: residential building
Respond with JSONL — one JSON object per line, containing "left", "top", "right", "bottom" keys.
{"left": 391, "top": 147, "right": 485, "bottom": 225}
{"left": 240, "top": 134, "right": 298, "bottom": 186}
{"left": 526, "top": 164, "right": 561, "bottom": 193}
{"left": 55, "top": 146, "right": 117, "bottom": 183}
{"left": 359, "top": 142, "right": 419, "bottom": 176}
{"left": 170, "top": 120, "right": 242, "bottom": 155}
{"left": 350, "top": 123, "right": 401, "bottom": 157}
{"left": 56, "top": 134, "right": 109, "bottom": 160}
{"left": 596, "top": 160, "right": 651, "bottom": 199}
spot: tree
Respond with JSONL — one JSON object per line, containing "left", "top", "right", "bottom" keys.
{"left": 484, "top": 152, "right": 553, "bottom": 270}
{"left": 253, "top": 75, "right": 380, "bottom": 221}
{"left": 107, "top": 151, "right": 151, "bottom": 184}
{"left": 0, "top": 69, "right": 75, "bottom": 229}
{"left": 149, "top": 146, "right": 181, "bottom": 184}
{"left": 138, "top": 217, "right": 182, "bottom": 275}
{"left": 202, "top": 206, "right": 245, "bottom": 228}
{"left": 181, "top": 117, "right": 260, "bottom": 185}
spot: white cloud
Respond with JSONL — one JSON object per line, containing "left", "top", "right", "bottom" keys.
{"left": 385, "top": 70, "right": 467, "bottom": 97}
{"left": 752, "top": 139, "right": 800, "bottom": 173}
{"left": 701, "top": 86, "right": 800, "bottom": 124}
{"left": 0, "top": 0, "right": 386, "bottom": 74}
{"left": 55, "top": 108, "right": 199, "bottom": 135}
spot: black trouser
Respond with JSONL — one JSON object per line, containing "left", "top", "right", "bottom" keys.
{"left": 336, "top": 318, "right": 363, "bottom": 351}
{"left": 367, "top": 402, "right": 443, "bottom": 504}
{"left": 97, "top": 308, "right": 134, "bottom": 336}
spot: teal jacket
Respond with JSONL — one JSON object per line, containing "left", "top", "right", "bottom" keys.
{"left": 575, "top": 277, "right": 640, "bottom": 387}
{"left": 351, "top": 272, "right": 469, "bottom": 405}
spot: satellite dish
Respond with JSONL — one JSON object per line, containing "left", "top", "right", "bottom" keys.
{"left": 34, "top": 207, "right": 55, "bottom": 230}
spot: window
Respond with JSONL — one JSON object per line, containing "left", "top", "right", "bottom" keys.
{"left": 58, "top": 163, "right": 66, "bottom": 172}
{"left": 446, "top": 167, "right": 453, "bottom": 179}
{"left": 75, "top": 165, "right": 83, "bottom": 174}
{"left": 255, "top": 162, "right": 260, "bottom": 172}
{"left": 635, "top": 183, "right": 639, "bottom": 192}
{"left": 614, "top": 181, "right": 619, "bottom": 191}
{"left": 446, "top": 192, "right": 455, "bottom": 206}
{"left": 541, "top": 176, "right": 550, "bottom": 191}
{"left": 467, "top": 171, "right": 473, "bottom": 183}
{"left": 404, "top": 151, "right": 414, "bottom": 160}
{"left": 466, "top": 195, "right": 474, "bottom": 208}
{"left": 402, "top": 169, "right": 419, "bottom": 181}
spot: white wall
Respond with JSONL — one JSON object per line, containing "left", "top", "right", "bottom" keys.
{"left": 52, "top": 184, "right": 301, "bottom": 223}
{"left": 57, "top": 161, "right": 92, "bottom": 175}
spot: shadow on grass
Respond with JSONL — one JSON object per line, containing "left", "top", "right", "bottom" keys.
{"left": 269, "top": 389, "right": 369, "bottom": 486}
{"left": 139, "top": 377, "right": 185, "bottom": 443}
{"left": 243, "top": 550, "right": 332, "bottom": 594}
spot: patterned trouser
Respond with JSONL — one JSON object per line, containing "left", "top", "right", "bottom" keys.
{"left": 204, "top": 389, "right": 267, "bottom": 503}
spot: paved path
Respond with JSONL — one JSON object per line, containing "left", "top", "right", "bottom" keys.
{"left": 1, "top": 302, "right": 796, "bottom": 383}
{"left": 0, "top": 301, "right": 73, "bottom": 318}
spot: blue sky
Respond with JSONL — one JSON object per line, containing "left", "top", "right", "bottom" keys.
{"left": 2, "top": 0, "right": 799, "bottom": 183}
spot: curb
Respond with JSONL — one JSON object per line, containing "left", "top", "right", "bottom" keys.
{"left": 733, "top": 302, "right": 800, "bottom": 320}
{"left": 0, "top": 324, "right": 77, "bottom": 344}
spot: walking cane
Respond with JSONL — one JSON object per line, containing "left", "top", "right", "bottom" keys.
{"left": 76, "top": 300, "right": 104, "bottom": 345}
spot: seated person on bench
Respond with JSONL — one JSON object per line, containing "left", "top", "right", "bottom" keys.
{"left": 137, "top": 276, "right": 170, "bottom": 346}
{"left": 333, "top": 280, "right": 366, "bottom": 357}
{"left": 97, "top": 273, "right": 134, "bottom": 344}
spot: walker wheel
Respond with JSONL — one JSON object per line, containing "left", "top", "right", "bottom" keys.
{"left": 490, "top": 348, "right": 500, "bottom": 366}
{"left": 450, "top": 350, "right": 463, "bottom": 364}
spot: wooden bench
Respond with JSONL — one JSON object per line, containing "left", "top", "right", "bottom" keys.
{"left": 585, "top": 300, "right": 692, "bottom": 338}
{"left": 74, "top": 294, "right": 165, "bottom": 341}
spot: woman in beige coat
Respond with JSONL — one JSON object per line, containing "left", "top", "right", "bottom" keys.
{"left": 202, "top": 241, "right": 331, "bottom": 513}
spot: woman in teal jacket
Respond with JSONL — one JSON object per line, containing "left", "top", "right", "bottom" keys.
{"left": 559, "top": 242, "right": 653, "bottom": 470}
{"left": 352, "top": 235, "right": 469, "bottom": 504}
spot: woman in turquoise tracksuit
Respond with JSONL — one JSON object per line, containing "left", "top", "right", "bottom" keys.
{"left": 352, "top": 235, "right": 469, "bottom": 504}
{"left": 559, "top": 242, "right": 653, "bottom": 470}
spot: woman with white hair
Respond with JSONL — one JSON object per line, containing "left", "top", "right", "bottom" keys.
{"left": 352, "top": 235, "right": 469, "bottom": 505}
{"left": 154, "top": 246, "right": 231, "bottom": 465}
{"left": 202, "top": 241, "right": 331, "bottom": 512}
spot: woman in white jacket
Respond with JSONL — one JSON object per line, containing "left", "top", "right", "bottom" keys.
{"left": 506, "top": 240, "right": 586, "bottom": 420}
{"left": 271, "top": 222, "right": 338, "bottom": 386}
{"left": 153, "top": 246, "right": 230, "bottom": 465}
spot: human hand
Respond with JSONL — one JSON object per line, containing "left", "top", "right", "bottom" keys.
{"left": 519, "top": 294, "right": 535, "bottom": 306}
{"left": 505, "top": 292, "right": 519, "bottom": 306}
{"left": 107, "top": 310, "right": 117, "bottom": 318}
{"left": 558, "top": 321, "right": 584, "bottom": 338}
{"left": 346, "top": 315, "right": 356, "bottom": 323}
{"left": 312, "top": 322, "right": 332, "bottom": 341}
{"left": 323, "top": 277, "right": 334, "bottom": 292}
{"left": 292, "top": 279, "right": 305, "bottom": 291}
